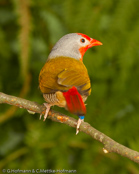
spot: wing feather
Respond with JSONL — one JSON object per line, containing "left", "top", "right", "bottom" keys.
{"left": 39, "top": 57, "right": 91, "bottom": 96}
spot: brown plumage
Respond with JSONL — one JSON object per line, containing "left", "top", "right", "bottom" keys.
{"left": 39, "top": 33, "right": 102, "bottom": 134}
{"left": 39, "top": 57, "right": 91, "bottom": 106}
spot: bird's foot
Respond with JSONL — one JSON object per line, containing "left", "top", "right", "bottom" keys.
{"left": 76, "top": 116, "right": 84, "bottom": 135}
{"left": 40, "top": 103, "right": 52, "bottom": 121}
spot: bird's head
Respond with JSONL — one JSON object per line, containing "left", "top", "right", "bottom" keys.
{"left": 48, "top": 33, "right": 102, "bottom": 61}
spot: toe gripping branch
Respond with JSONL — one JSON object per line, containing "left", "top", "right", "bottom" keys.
{"left": 76, "top": 115, "right": 84, "bottom": 135}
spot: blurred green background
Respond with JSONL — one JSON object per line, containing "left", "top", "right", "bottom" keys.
{"left": 0, "top": 0, "right": 139, "bottom": 173}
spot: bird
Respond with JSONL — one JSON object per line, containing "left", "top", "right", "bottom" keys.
{"left": 39, "top": 33, "right": 102, "bottom": 134}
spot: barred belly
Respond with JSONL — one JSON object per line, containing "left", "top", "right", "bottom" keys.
{"left": 43, "top": 91, "right": 88, "bottom": 109}
{"left": 43, "top": 91, "right": 67, "bottom": 108}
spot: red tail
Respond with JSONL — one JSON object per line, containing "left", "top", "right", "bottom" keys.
{"left": 63, "top": 86, "right": 86, "bottom": 116}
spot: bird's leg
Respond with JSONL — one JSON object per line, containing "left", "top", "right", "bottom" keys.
{"left": 40, "top": 103, "right": 52, "bottom": 121}
{"left": 76, "top": 116, "right": 84, "bottom": 135}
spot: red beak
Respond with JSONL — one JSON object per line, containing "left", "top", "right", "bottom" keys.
{"left": 88, "top": 38, "right": 103, "bottom": 48}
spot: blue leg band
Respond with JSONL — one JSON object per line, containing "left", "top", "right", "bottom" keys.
{"left": 79, "top": 116, "right": 84, "bottom": 120}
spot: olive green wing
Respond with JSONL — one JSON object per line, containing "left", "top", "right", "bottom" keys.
{"left": 57, "top": 69, "right": 91, "bottom": 96}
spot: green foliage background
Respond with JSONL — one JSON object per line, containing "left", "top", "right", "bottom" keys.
{"left": 0, "top": 0, "right": 139, "bottom": 173}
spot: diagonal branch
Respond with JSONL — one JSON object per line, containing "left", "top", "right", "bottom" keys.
{"left": 0, "top": 92, "right": 139, "bottom": 164}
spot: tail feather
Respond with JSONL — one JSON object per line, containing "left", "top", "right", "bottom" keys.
{"left": 63, "top": 86, "right": 86, "bottom": 116}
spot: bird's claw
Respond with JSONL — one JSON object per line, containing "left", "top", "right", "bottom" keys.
{"left": 39, "top": 103, "right": 52, "bottom": 121}
{"left": 39, "top": 114, "right": 42, "bottom": 120}
{"left": 76, "top": 118, "right": 84, "bottom": 135}
{"left": 76, "top": 128, "right": 79, "bottom": 135}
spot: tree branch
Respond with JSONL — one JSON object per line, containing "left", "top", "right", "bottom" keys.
{"left": 0, "top": 92, "right": 139, "bottom": 164}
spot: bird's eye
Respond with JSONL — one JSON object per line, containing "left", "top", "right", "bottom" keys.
{"left": 80, "top": 38, "right": 85, "bottom": 43}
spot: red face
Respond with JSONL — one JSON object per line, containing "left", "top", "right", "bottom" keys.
{"left": 77, "top": 33, "right": 102, "bottom": 60}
